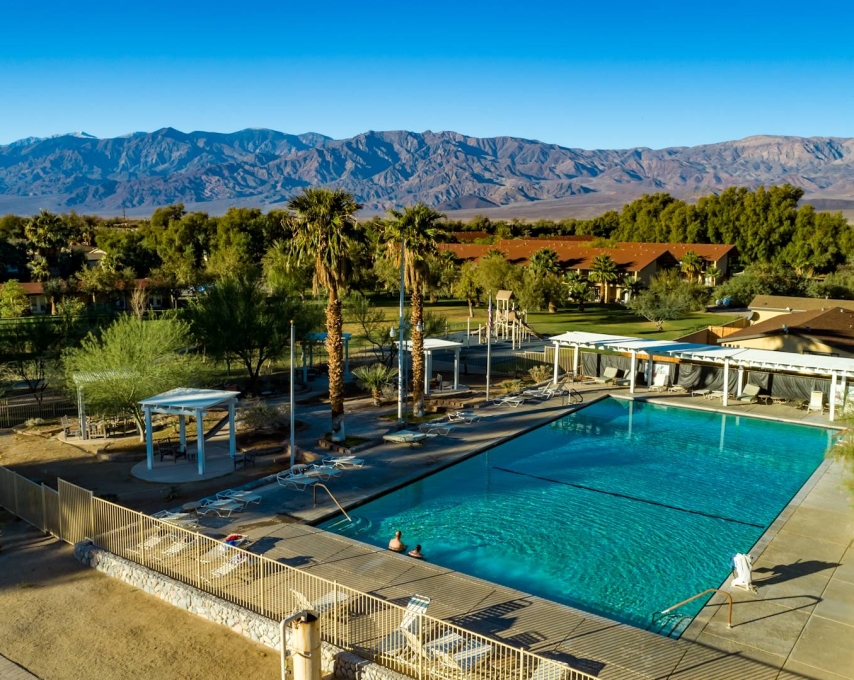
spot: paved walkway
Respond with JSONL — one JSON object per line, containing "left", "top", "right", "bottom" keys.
{"left": 184, "top": 382, "right": 853, "bottom": 679}
{"left": 0, "top": 654, "right": 37, "bottom": 680}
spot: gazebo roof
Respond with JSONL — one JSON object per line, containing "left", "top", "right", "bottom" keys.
{"left": 139, "top": 387, "right": 240, "bottom": 414}
{"left": 398, "top": 338, "right": 463, "bottom": 352}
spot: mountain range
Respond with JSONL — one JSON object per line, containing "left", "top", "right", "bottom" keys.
{"left": 2, "top": 128, "right": 854, "bottom": 219}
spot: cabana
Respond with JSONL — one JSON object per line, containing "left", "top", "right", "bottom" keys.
{"left": 398, "top": 338, "right": 464, "bottom": 395}
{"left": 304, "top": 332, "right": 352, "bottom": 380}
{"left": 139, "top": 388, "right": 240, "bottom": 475}
{"left": 550, "top": 331, "right": 854, "bottom": 421}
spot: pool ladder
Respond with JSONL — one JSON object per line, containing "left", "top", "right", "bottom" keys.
{"left": 312, "top": 483, "right": 352, "bottom": 522}
{"left": 649, "top": 588, "right": 733, "bottom": 637}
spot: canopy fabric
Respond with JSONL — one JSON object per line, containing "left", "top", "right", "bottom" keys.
{"left": 551, "top": 331, "right": 854, "bottom": 379}
{"left": 398, "top": 338, "right": 463, "bottom": 352}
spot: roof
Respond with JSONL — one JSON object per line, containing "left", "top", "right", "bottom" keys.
{"left": 398, "top": 338, "right": 463, "bottom": 352}
{"left": 725, "top": 307, "right": 854, "bottom": 352}
{"left": 440, "top": 240, "right": 736, "bottom": 272}
{"left": 550, "top": 330, "right": 854, "bottom": 378}
{"left": 748, "top": 295, "right": 854, "bottom": 313}
{"left": 496, "top": 290, "right": 514, "bottom": 301}
{"left": 139, "top": 387, "right": 240, "bottom": 414}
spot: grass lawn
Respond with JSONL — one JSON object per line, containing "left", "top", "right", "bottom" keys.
{"left": 345, "top": 297, "right": 738, "bottom": 342}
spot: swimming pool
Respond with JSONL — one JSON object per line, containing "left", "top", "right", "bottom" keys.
{"left": 320, "top": 398, "right": 831, "bottom": 635}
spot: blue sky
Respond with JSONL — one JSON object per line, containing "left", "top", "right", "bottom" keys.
{"left": 2, "top": 0, "right": 853, "bottom": 149}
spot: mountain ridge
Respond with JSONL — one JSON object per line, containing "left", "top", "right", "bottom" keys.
{"left": 2, "top": 128, "right": 854, "bottom": 217}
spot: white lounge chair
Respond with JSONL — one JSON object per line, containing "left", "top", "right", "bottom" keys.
{"left": 216, "top": 489, "right": 262, "bottom": 505}
{"left": 205, "top": 551, "right": 253, "bottom": 581}
{"left": 529, "top": 660, "right": 571, "bottom": 680}
{"left": 432, "top": 638, "right": 493, "bottom": 677}
{"left": 322, "top": 455, "right": 365, "bottom": 468}
{"left": 383, "top": 430, "right": 429, "bottom": 446}
{"left": 492, "top": 395, "right": 525, "bottom": 408}
{"left": 276, "top": 470, "right": 319, "bottom": 490}
{"left": 199, "top": 535, "right": 249, "bottom": 563}
{"left": 736, "top": 383, "right": 760, "bottom": 403}
{"left": 305, "top": 464, "right": 342, "bottom": 481}
{"left": 129, "top": 530, "right": 169, "bottom": 555}
{"left": 593, "top": 366, "right": 620, "bottom": 384}
{"left": 156, "top": 533, "right": 198, "bottom": 560}
{"left": 290, "top": 588, "right": 349, "bottom": 615}
{"left": 648, "top": 373, "right": 669, "bottom": 392}
{"left": 418, "top": 421, "right": 455, "bottom": 436}
{"left": 806, "top": 390, "right": 825, "bottom": 414}
{"left": 447, "top": 410, "right": 481, "bottom": 424}
{"left": 374, "top": 594, "right": 431, "bottom": 658}
{"left": 731, "top": 552, "right": 756, "bottom": 592}
{"left": 197, "top": 498, "right": 243, "bottom": 517}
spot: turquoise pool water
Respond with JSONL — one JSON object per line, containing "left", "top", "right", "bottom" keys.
{"left": 320, "top": 398, "right": 830, "bottom": 635}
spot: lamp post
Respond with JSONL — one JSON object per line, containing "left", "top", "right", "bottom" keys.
{"left": 397, "top": 239, "right": 406, "bottom": 427}
{"left": 390, "top": 319, "right": 422, "bottom": 430}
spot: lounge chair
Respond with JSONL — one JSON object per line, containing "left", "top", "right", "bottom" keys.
{"left": 648, "top": 373, "right": 669, "bottom": 392}
{"left": 290, "top": 587, "right": 349, "bottom": 615}
{"left": 276, "top": 469, "right": 319, "bottom": 491}
{"left": 205, "top": 551, "right": 254, "bottom": 581}
{"left": 129, "top": 530, "right": 169, "bottom": 555}
{"left": 447, "top": 410, "right": 481, "bottom": 424}
{"left": 492, "top": 395, "right": 525, "bottom": 408}
{"left": 155, "top": 533, "right": 198, "bottom": 560}
{"left": 432, "top": 638, "right": 493, "bottom": 678}
{"left": 197, "top": 498, "right": 243, "bottom": 517}
{"left": 593, "top": 366, "right": 620, "bottom": 384}
{"left": 418, "top": 421, "right": 455, "bottom": 436}
{"left": 216, "top": 489, "right": 262, "bottom": 505}
{"left": 736, "top": 383, "right": 761, "bottom": 404}
{"left": 305, "top": 464, "right": 342, "bottom": 481}
{"left": 374, "top": 594, "right": 431, "bottom": 658}
{"left": 806, "top": 390, "right": 825, "bottom": 414}
{"left": 152, "top": 511, "right": 199, "bottom": 528}
{"left": 61, "top": 415, "right": 81, "bottom": 439}
{"left": 199, "top": 535, "right": 250, "bottom": 563}
{"left": 383, "top": 430, "right": 430, "bottom": 446}
{"left": 322, "top": 455, "right": 365, "bottom": 468}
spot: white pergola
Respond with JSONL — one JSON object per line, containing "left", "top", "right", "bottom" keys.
{"left": 139, "top": 388, "right": 240, "bottom": 475}
{"left": 398, "top": 338, "right": 464, "bottom": 395}
{"left": 550, "top": 331, "right": 854, "bottom": 421}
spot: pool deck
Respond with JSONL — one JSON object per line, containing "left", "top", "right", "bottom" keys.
{"left": 190, "top": 382, "right": 854, "bottom": 679}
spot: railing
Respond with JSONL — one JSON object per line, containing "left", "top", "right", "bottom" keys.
{"left": 312, "top": 483, "right": 352, "bottom": 522}
{"left": 656, "top": 588, "right": 733, "bottom": 630}
{"left": 0, "top": 465, "right": 598, "bottom": 680}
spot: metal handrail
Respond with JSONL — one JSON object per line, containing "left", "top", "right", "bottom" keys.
{"left": 313, "top": 483, "right": 352, "bottom": 522}
{"left": 659, "top": 588, "right": 733, "bottom": 629}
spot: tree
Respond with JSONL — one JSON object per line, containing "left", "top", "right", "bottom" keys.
{"left": 286, "top": 188, "right": 364, "bottom": 441}
{"left": 588, "top": 254, "right": 619, "bottom": 304}
{"left": 622, "top": 278, "right": 646, "bottom": 302}
{"left": 189, "top": 274, "right": 321, "bottom": 395}
{"left": 24, "top": 210, "right": 73, "bottom": 281}
{"left": 0, "top": 316, "right": 61, "bottom": 406}
{"left": 383, "top": 203, "right": 444, "bottom": 417}
{"left": 0, "top": 280, "right": 29, "bottom": 318}
{"left": 680, "top": 250, "right": 706, "bottom": 283}
{"left": 713, "top": 263, "right": 807, "bottom": 307}
{"left": 704, "top": 265, "right": 722, "bottom": 286}
{"left": 353, "top": 363, "right": 398, "bottom": 406}
{"left": 529, "top": 248, "right": 561, "bottom": 277}
{"left": 345, "top": 295, "right": 396, "bottom": 366}
{"left": 628, "top": 270, "right": 708, "bottom": 331}
{"left": 63, "top": 316, "right": 206, "bottom": 441}
{"left": 474, "top": 250, "right": 517, "bottom": 297}
{"left": 452, "top": 261, "right": 482, "bottom": 317}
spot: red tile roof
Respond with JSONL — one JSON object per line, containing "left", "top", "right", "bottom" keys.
{"left": 726, "top": 307, "right": 854, "bottom": 352}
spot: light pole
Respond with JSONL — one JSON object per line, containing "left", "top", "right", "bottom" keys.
{"left": 397, "top": 239, "right": 406, "bottom": 427}
{"left": 290, "top": 319, "right": 296, "bottom": 469}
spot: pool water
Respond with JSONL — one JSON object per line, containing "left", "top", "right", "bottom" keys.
{"left": 320, "top": 398, "right": 830, "bottom": 635}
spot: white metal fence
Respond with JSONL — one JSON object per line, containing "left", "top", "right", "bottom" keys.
{"left": 0, "top": 466, "right": 595, "bottom": 680}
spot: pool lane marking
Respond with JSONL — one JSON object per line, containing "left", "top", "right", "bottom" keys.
{"left": 492, "top": 467, "right": 765, "bottom": 529}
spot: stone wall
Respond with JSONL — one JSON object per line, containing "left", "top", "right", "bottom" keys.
{"left": 74, "top": 542, "right": 409, "bottom": 680}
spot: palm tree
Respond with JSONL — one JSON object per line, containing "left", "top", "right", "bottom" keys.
{"left": 588, "top": 254, "right": 619, "bottom": 304}
{"left": 680, "top": 250, "right": 706, "bottom": 283}
{"left": 529, "top": 248, "right": 561, "bottom": 277}
{"left": 287, "top": 188, "right": 363, "bottom": 442}
{"left": 383, "top": 203, "right": 444, "bottom": 417}
{"left": 623, "top": 278, "right": 646, "bottom": 302}
{"left": 704, "top": 265, "right": 721, "bottom": 286}
{"left": 353, "top": 363, "right": 398, "bottom": 406}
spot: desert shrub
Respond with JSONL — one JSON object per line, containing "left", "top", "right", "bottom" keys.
{"left": 237, "top": 403, "right": 289, "bottom": 434}
{"left": 24, "top": 417, "right": 45, "bottom": 428}
{"left": 528, "top": 365, "right": 551, "bottom": 383}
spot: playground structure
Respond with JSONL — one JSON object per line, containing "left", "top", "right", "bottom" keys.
{"left": 472, "top": 290, "right": 542, "bottom": 348}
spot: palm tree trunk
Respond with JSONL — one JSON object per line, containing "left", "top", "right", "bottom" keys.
{"left": 326, "top": 286, "right": 346, "bottom": 442}
{"left": 411, "top": 285, "right": 425, "bottom": 417}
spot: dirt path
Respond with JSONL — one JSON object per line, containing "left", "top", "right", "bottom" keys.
{"left": 0, "top": 511, "right": 281, "bottom": 680}
{"left": 0, "top": 430, "right": 279, "bottom": 513}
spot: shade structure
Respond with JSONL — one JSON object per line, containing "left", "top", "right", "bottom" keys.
{"left": 550, "top": 331, "right": 854, "bottom": 420}
{"left": 397, "top": 338, "right": 464, "bottom": 394}
{"left": 139, "top": 388, "right": 240, "bottom": 475}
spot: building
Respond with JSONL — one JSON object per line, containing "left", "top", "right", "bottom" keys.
{"left": 747, "top": 295, "right": 854, "bottom": 325}
{"left": 722, "top": 306, "right": 854, "bottom": 357}
{"left": 440, "top": 239, "right": 736, "bottom": 301}
{"left": 8, "top": 279, "right": 168, "bottom": 315}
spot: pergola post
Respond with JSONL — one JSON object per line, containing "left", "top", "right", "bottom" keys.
{"left": 646, "top": 355, "right": 654, "bottom": 387}
{"left": 228, "top": 399, "right": 236, "bottom": 458}
{"left": 723, "top": 359, "right": 730, "bottom": 407}
{"left": 424, "top": 351, "right": 431, "bottom": 396}
{"left": 553, "top": 342, "right": 561, "bottom": 383}
{"left": 145, "top": 407, "right": 154, "bottom": 470}
{"left": 453, "top": 349, "right": 460, "bottom": 389}
{"left": 737, "top": 366, "right": 745, "bottom": 396}
{"left": 179, "top": 415, "right": 186, "bottom": 450}
{"left": 842, "top": 375, "right": 848, "bottom": 414}
{"left": 77, "top": 385, "right": 88, "bottom": 441}
{"left": 196, "top": 408, "right": 205, "bottom": 475}
{"left": 344, "top": 337, "right": 350, "bottom": 377}
{"left": 830, "top": 372, "right": 838, "bottom": 422}
{"left": 573, "top": 345, "right": 580, "bottom": 377}
{"left": 630, "top": 350, "right": 637, "bottom": 394}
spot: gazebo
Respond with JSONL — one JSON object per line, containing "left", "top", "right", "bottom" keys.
{"left": 139, "top": 388, "right": 240, "bottom": 475}
{"left": 399, "top": 338, "right": 464, "bottom": 395}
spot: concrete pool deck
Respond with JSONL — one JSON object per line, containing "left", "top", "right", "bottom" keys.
{"left": 190, "top": 382, "right": 853, "bottom": 679}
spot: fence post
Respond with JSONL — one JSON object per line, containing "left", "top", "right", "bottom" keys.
{"left": 195, "top": 536, "right": 201, "bottom": 587}
{"left": 41, "top": 484, "right": 47, "bottom": 533}
{"left": 57, "top": 479, "right": 63, "bottom": 542}
{"left": 12, "top": 472, "right": 19, "bottom": 516}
